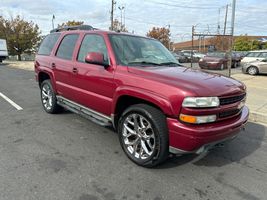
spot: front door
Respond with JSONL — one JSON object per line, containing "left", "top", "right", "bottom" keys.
{"left": 71, "top": 34, "right": 116, "bottom": 116}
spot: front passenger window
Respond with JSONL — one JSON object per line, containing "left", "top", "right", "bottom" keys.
{"left": 78, "top": 34, "right": 109, "bottom": 63}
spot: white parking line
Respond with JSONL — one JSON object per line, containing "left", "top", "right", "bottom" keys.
{"left": 0, "top": 92, "right": 23, "bottom": 110}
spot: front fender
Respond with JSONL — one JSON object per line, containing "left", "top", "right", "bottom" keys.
{"left": 112, "top": 85, "right": 175, "bottom": 116}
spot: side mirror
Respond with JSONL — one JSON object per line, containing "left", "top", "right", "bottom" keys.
{"left": 85, "top": 52, "right": 108, "bottom": 67}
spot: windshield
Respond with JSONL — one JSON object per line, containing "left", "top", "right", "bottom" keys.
{"left": 109, "top": 34, "right": 179, "bottom": 66}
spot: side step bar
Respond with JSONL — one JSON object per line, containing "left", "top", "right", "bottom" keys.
{"left": 56, "top": 96, "right": 112, "bottom": 127}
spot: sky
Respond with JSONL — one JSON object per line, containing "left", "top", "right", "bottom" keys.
{"left": 1, "top": 0, "right": 267, "bottom": 42}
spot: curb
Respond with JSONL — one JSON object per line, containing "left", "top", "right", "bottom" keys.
{"left": 249, "top": 111, "right": 267, "bottom": 124}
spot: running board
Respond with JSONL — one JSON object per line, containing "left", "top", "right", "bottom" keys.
{"left": 56, "top": 96, "right": 112, "bottom": 127}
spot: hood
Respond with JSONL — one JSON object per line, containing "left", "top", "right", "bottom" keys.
{"left": 247, "top": 60, "right": 263, "bottom": 65}
{"left": 127, "top": 66, "right": 245, "bottom": 97}
{"left": 203, "top": 56, "right": 226, "bottom": 62}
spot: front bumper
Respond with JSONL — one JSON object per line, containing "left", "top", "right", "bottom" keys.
{"left": 168, "top": 106, "right": 249, "bottom": 154}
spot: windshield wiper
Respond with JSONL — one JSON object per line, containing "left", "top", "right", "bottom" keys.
{"left": 128, "top": 61, "right": 161, "bottom": 66}
{"left": 159, "top": 62, "right": 182, "bottom": 67}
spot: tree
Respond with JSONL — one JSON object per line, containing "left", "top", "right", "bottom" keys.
{"left": 58, "top": 20, "right": 84, "bottom": 28}
{"left": 234, "top": 35, "right": 261, "bottom": 51}
{"left": 0, "top": 15, "right": 41, "bottom": 60}
{"left": 109, "top": 19, "right": 128, "bottom": 32}
{"left": 147, "top": 27, "right": 170, "bottom": 49}
{"left": 208, "top": 36, "right": 230, "bottom": 51}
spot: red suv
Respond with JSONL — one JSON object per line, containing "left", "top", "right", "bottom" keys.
{"left": 35, "top": 26, "right": 249, "bottom": 167}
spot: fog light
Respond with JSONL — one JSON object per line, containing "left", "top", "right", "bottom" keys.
{"left": 179, "top": 114, "right": 216, "bottom": 124}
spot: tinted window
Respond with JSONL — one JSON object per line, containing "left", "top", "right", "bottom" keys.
{"left": 109, "top": 34, "right": 177, "bottom": 66}
{"left": 246, "top": 52, "right": 261, "bottom": 57}
{"left": 78, "top": 34, "right": 109, "bottom": 63}
{"left": 38, "top": 33, "right": 60, "bottom": 55}
{"left": 259, "top": 52, "right": 267, "bottom": 57}
{"left": 56, "top": 34, "right": 79, "bottom": 60}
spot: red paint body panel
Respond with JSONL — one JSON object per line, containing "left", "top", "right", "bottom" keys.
{"left": 35, "top": 30, "right": 249, "bottom": 153}
{"left": 168, "top": 106, "right": 249, "bottom": 151}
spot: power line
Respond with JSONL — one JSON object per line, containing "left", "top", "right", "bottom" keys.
{"left": 144, "top": 0, "right": 220, "bottom": 10}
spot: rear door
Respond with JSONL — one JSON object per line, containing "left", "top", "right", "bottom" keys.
{"left": 259, "top": 59, "right": 267, "bottom": 73}
{"left": 70, "top": 33, "right": 116, "bottom": 116}
{"left": 52, "top": 34, "right": 79, "bottom": 100}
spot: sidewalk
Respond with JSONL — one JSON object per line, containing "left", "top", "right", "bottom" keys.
{"left": 232, "top": 73, "right": 267, "bottom": 124}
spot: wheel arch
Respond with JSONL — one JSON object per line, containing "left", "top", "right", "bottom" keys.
{"left": 37, "top": 70, "right": 57, "bottom": 91}
{"left": 112, "top": 88, "right": 174, "bottom": 129}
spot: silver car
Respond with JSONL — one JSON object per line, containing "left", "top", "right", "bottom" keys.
{"left": 242, "top": 59, "right": 267, "bottom": 75}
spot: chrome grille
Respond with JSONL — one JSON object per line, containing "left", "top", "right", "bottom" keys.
{"left": 220, "top": 93, "right": 246, "bottom": 106}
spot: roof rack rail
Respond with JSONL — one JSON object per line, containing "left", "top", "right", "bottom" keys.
{"left": 50, "top": 25, "right": 96, "bottom": 33}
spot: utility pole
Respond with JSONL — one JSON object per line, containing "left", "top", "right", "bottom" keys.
{"left": 191, "top": 25, "right": 194, "bottom": 68}
{"left": 217, "top": 8, "right": 221, "bottom": 34}
{"left": 228, "top": 0, "right": 236, "bottom": 77}
{"left": 110, "top": 0, "right": 116, "bottom": 31}
{"left": 222, "top": 4, "right": 229, "bottom": 51}
{"left": 118, "top": 6, "right": 125, "bottom": 31}
{"left": 168, "top": 24, "right": 171, "bottom": 50}
{"left": 52, "top": 15, "right": 55, "bottom": 30}
{"left": 123, "top": 6, "right": 126, "bottom": 29}
{"left": 223, "top": 4, "right": 229, "bottom": 35}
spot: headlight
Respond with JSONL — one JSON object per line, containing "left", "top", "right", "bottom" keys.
{"left": 179, "top": 114, "right": 216, "bottom": 124}
{"left": 199, "top": 58, "right": 203, "bottom": 62}
{"left": 182, "top": 97, "right": 220, "bottom": 108}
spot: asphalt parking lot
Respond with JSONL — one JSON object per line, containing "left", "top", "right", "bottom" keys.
{"left": 0, "top": 63, "right": 267, "bottom": 200}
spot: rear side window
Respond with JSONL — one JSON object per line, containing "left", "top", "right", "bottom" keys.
{"left": 259, "top": 52, "right": 267, "bottom": 57}
{"left": 246, "top": 52, "right": 261, "bottom": 57}
{"left": 38, "top": 33, "right": 60, "bottom": 55}
{"left": 56, "top": 34, "right": 79, "bottom": 60}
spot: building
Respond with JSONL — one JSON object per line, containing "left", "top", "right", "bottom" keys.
{"left": 173, "top": 35, "right": 267, "bottom": 53}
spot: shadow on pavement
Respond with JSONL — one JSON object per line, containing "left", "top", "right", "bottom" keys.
{"left": 157, "top": 122, "right": 266, "bottom": 169}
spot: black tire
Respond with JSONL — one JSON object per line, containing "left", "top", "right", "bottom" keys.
{"left": 247, "top": 66, "right": 258, "bottom": 75}
{"left": 40, "top": 79, "right": 61, "bottom": 114}
{"left": 118, "top": 104, "right": 169, "bottom": 167}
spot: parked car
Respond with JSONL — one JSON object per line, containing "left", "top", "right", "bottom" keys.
{"left": 194, "top": 52, "right": 206, "bottom": 60}
{"left": 199, "top": 52, "right": 228, "bottom": 70}
{"left": 181, "top": 50, "right": 199, "bottom": 62}
{"left": 231, "top": 52, "right": 242, "bottom": 68}
{"left": 240, "top": 50, "right": 267, "bottom": 66}
{"left": 199, "top": 52, "right": 240, "bottom": 70}
{"left": 0, "top": 39, "right": 8, "bottom": 62}
{"left": 242, "top": 59, "right": 267, "bottom": 75}
{"left": 171, "top": 51, "right": 189, "bottom": 63}
{"left": 35, "top": 26, "right": 249, "bottom": 167}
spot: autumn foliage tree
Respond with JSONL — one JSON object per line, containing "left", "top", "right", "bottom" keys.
{"left": 147, "top": 27, "right": 170, "bottom": 49}
{"left": 0, "top": 15, "right": 41, "bottom": 60}
{"left": 58, "top": 20, "right": 84, "bottom": 28}
{"left": 208, "top": 36, "right": 230, "bottom": 52}
{"left": 109, "top": 19, "right": 128, "bottom": 32}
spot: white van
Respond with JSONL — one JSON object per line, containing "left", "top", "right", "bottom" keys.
{"left": 0, "top": 39, "right": 8, "bottom": 62}
{"left": 241, "top": 50, "right": 267, "bottom": 66}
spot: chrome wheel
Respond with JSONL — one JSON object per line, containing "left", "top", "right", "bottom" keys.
{"left": 122, "top": 113, "right": 155, "bottom": 160}
{"left": 41, "top": 84, "right": 53, "bottom": 110}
